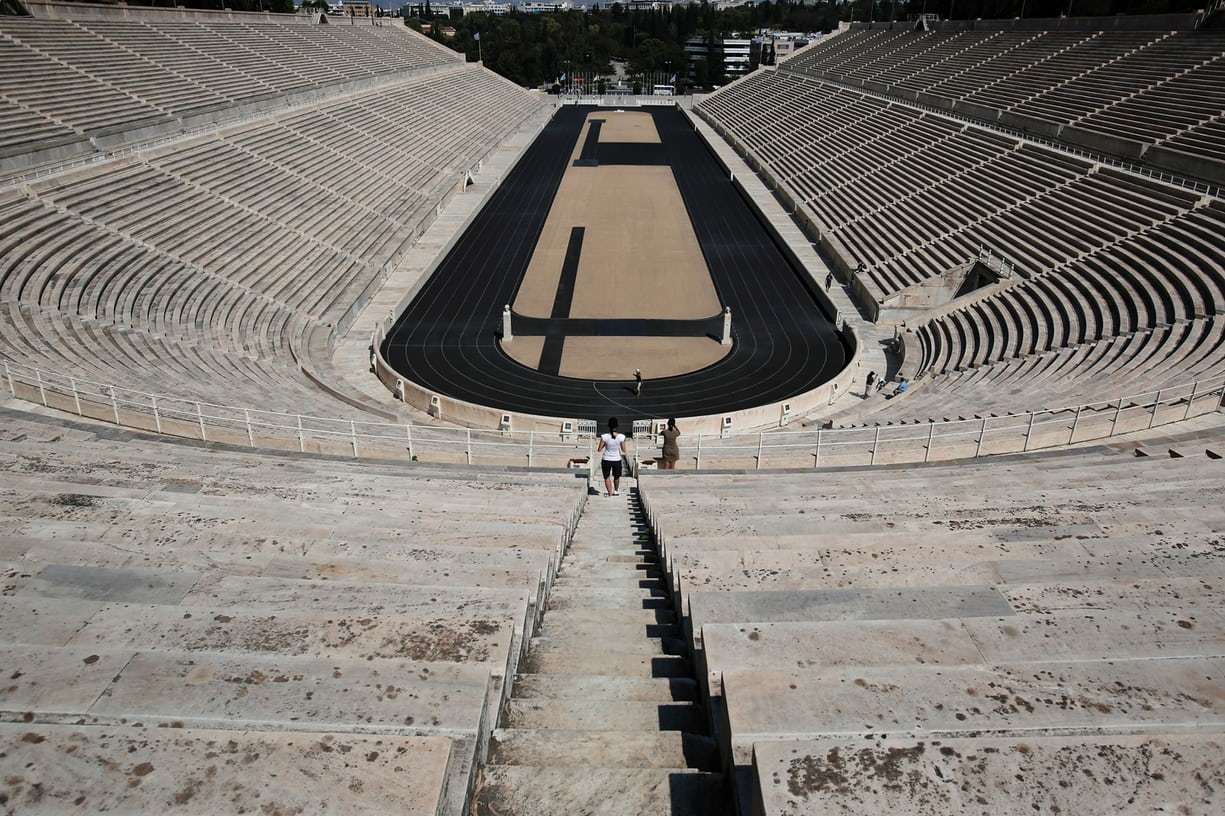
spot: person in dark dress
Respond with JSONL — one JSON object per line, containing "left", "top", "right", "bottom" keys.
{"left": 660, "top": 418, "right": 681, "bottom": 470}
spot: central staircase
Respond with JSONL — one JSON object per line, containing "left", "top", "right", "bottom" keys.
{"left": 474, "top": 488, "right": 730, "bottom": 815}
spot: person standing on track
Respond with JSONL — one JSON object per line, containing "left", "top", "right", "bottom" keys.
{"left": 634, "top": 369, "right": 643, "bottom": 397}
{"left": 597, "top": 417, "right": 627, "bottom": 497}
{"left": 660, "top": 418, "right": 681, "bottom": 470}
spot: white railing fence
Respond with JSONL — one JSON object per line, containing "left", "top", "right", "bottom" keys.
{"left": 631, "top": 375, "right": 1225, "bottom": 471}
{"left": 3, "top": 359, "right": 1221, "bottom": 471}
{"left": 1, "top": 360, "right": 595, "bottom": 470}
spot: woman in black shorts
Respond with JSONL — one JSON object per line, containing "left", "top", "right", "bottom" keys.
{"left": 597, "top": 417, "right": 627, "bottom": 497}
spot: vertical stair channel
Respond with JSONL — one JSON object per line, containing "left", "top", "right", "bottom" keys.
{"left": 474, "top": 488, "right": 730, "bottom": 816}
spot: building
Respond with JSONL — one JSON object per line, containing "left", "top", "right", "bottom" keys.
{"left": 338, "top": 0, "right": 373, "bottom": 16}
{"left": 750, "top": 31, "right": 818, "bottom": 66}
{"left": 518, "top": 1, "right": 570, "bottom": 12}
{"left": 450, "top": 0, "right": 511, "bottom": 13}
{"left": 685, "top": 36, "right": 752, "bottom": 82}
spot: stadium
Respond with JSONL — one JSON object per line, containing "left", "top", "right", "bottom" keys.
{"left": 0, "top": 0, "right": 1223, "bottom": 813}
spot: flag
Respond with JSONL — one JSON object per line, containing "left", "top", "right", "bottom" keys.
{"left": 473, "top": 32, "right": 480, "bottom": 40}
{"left": 559, "top": 72, "right": 566, "bottom": 82}
{"left": 670, "top": 73, "right": 677, "bottom": 84}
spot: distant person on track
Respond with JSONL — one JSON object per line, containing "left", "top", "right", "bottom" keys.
{"left": 660, "top": 418, "right": 681, "bottom": 470}
{"left": 825, "top": 271, "right": 833, "bottom": 290}
{"left": 634, "top": 369, "right": 643, "bottom": 397}
{"left": 598, "top": 417, "right": 627, "bottom": 497}
{"left": 864, "top": 371, "right": 876, "bottom": 397}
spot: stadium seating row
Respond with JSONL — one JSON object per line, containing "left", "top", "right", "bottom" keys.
{"left": 0, "top": 61, "right": 542, "bottom": 416}
{"left": 640, "top": 445, "right": 1225, "bottom": 815}
{"left": 783, "top": 24, "right": 1225, "bottom": 182}
{"left": 698, "top": 37, "right": 1224, "bottom": 425}
{"left": 0, "top": 404, "right": 584, "bottom": 814}
{"left": 0, "top": 13, "right": 459, "bottom": 171}
{"left": 699, "top": 69, "right": 1210, "bottom": 305}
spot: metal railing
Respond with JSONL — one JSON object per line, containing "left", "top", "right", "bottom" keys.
{"left": 3, "top": 359, "right": 1221, "bottom": 471}
{"left": 631, "top": 374, "right": 1225, "bottom": 470}
{"left": 1, "top": 360, "right": 594, "bottom": 470}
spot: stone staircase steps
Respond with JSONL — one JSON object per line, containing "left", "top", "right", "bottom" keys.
{"left": 541, "top": 605, "right": 679, "bottom": 625}
{"left": 474, "top": 489, "right": 731, "bottom": 815}
{"left": 502, "top": 699, "right": 707, "bottom": 733}
{"left": 488, "top": 728, "right": 719, "bottom": 769}
{"left": 510, "top": 673, "right": 698, "bottom": 702}
{"left": 521, "top": 646, "right": 693, "bottom": 678}
{"left": 528, "top": 631, "right": 686, "bottom": 657}
{"left": 476, "top": 766, "right": 727, "bottom": 816}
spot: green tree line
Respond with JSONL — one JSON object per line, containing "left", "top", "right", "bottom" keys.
{"left": 405, "top": 0, "right": 1207, "bottom": 89}
{"left": 407, "top": 2, "right": 842, "bottom": 89}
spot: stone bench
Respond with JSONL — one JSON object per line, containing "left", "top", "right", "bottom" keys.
{"left": 0, "top": 722, "right": 455, "bottom": 816}
{"left": 748, "top": 733, "right": 1225, "bottom": 816}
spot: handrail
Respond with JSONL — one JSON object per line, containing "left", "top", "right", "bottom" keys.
{"left": 3, "top": 358, "right": 1221, "bottom": 471}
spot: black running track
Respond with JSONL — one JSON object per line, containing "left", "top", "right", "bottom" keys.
{"left": 380, "top": 105, "right": 848, "bottom": 422}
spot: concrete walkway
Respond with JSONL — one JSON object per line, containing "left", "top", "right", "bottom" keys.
{"left": 474, "top": 486, "right": 730, "bottom": 815}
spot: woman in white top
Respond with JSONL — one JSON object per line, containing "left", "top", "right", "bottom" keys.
{"left": 597, "top": 417, "right": 628, "bottom": 497}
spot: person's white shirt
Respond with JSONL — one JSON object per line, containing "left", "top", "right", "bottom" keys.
{"left": 601, "top": 432, "right": 625, "bottom": 461}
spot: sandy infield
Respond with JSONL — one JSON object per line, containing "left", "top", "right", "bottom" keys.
{"left": 595, "top": 109, "right": 661, "bottom": 143}
{"left": 512, "top": 112, "right": 720, "bottom": 321}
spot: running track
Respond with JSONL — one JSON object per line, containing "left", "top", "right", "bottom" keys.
{"left": 381, "top": 105, "right": 848, "bottom": 422}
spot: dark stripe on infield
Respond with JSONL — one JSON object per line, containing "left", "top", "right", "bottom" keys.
{"left": 573, "top": 120, "right": 602, "bottom": 167}
{"left": 513, "top": 314, "right": 723, "bottom": 338}
{"left": 538, "top": 226, "right": 586, "bottom": 375}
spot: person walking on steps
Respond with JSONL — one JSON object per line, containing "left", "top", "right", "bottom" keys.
{"left": 634, "top": 369, "right": 643, "bottom": 398}
{"left": 660, "top": 418, "right": 681, "bottom": 470}
{"left": 597, "top": 417, "right": 627, "bottom": 497}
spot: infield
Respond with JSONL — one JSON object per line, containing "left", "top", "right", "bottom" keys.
{"left": 380, "top": 104, "right": 848, "bottom": 423}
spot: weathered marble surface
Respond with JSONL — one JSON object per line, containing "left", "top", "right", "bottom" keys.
{"left": 0, "top": 723, "right": 452, "bottom": 815}
{"left": 752, "top": 734, "right": 1224, "bottom": 816}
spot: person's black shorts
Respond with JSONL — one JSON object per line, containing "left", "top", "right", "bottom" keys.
{"left": 601, "top": 459, "right": 622, "bottom": 479}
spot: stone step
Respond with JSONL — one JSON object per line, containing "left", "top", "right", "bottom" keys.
{"left": 751, "top": 734, "right": 1225, "bottom": 816}
{"left": 0, "top": 595, "right": 517, "bottom": 667}
{"left": 528, "top": 632, "right": 684, "bottom": 657}
{"left": 502, "top": 698, "right": 706, "bottom": 732}
{"left": 510, "top": 673, "right": 697, "bottom": 702}
{"left": 542, "top": 605, "right": 677, "bottom": 626}
{"left": 564, "top": 543, "right": 651, "bottom": 555}
{"left": 3, "top": 643, "right": 491, "bottom": 737}
{"left": 552, "top": 577, "right": 666, "bottom": 593}
{"left": 489, "top": 728, "right": 719, "bottom": 770}
{"left": 536, "top": 620, "right": 682, "bottom": 643}
{"left": 0, "top": 722, "right": 453, "bottom": 816}
{"left": 590, "top": 553, "right": 658, "bottom": 564}
{"left": 556, "top": 563, "right": 662, "bottom": 580}
{"left": 521, "top": 645, "right": 691, "bottom": 677}
{"left": 547, "top": 588, "right": 671, "bottom": 610}
{"left": 474, "top": 766, "right": 730, "bottom": 816}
